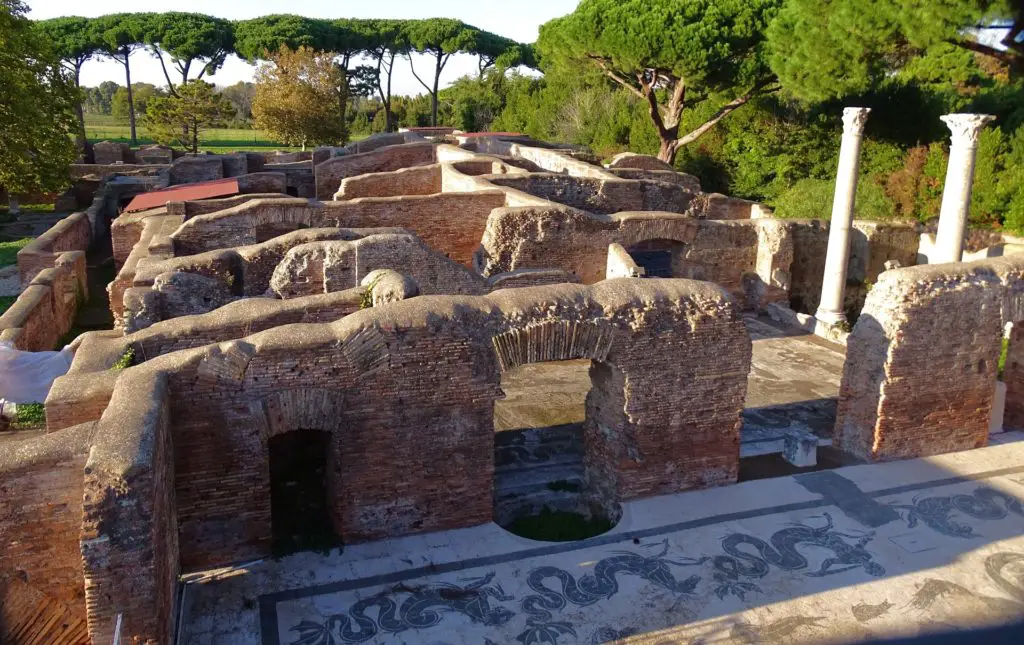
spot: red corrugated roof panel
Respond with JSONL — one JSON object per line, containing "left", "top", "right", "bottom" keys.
{"left": 124, "top": 177, "right": 240, "bottom": 213}
{"left": 459, "top": 132, "right": 524, "bottom": 138}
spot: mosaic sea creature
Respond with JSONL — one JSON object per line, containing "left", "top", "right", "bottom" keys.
{"left": 289, "top": 573, "right": 515, "bottom": 645}
{"left": 516, "top": 540, "right": 706, "bottom": 644}
{"left": 712, "top": 513, "right": 885, "bottom": 599}
{"left": 890, "top": 487, "right": 1024, "bottom": 539}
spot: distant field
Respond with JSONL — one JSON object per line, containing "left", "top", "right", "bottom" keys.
{"left": 84, "top": 115, "right": 300, "bottom": 152}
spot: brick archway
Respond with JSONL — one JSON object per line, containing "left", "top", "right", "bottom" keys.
{"left": 490, "top": 320, "right": 615, "bottom": 372}
{"left": 259, "top": 388, "right": 347, "bottom": 440}
{"left": 256, "top": 388, "right": 347, "bottom": 552}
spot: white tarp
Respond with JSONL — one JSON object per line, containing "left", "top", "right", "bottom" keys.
{"left": 0, "top": 341, "right": 73, "bottom": 403}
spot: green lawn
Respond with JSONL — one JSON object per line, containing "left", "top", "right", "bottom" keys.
{"left": 84, "top": 114, "right": 301, "bottom": 153}
{"left": 0, "top": 238, "right": 32, "bottom": 266}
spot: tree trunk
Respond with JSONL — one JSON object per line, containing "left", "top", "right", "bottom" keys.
{"left": 73, "top": 66, "right": 88, "bottom": 158}
{"left": 431, "top": 52, "right": 442, "bottom": 127}
{"left": 8, "top": 194, "right": 20, "bottom": 216}
{"left": 385, "top": 53, "right": 395, "bottom": 132}
{"left": 123, "top": 49, "right": 137, "bottom": 147}
{"left": 658, "top": 138, "right": 681, "bottom": 165}
{"left": 191, "top": 119, "right": 198, "bottom": 154}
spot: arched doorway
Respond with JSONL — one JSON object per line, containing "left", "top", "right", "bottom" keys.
{"left": 268, "top": 429, "right": 338, "bottom": 555}
{"left": 490, "top": 321, "right": 622, "bottom": 541}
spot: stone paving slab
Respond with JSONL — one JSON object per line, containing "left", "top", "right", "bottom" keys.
{"left": 179, "top": 439, "right": 1024, "bottom": 644}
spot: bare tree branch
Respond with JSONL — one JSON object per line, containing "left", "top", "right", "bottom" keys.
{"left": 587, "top": 55, "right": 648, "bottom": 102}
{"left": 150, "top": 47, "right": 177, "bottom": 95}
{"left": 407, "top": 54, "right": 432, "bottom": 93}
{"left": 674, "top": 83, "right": 779, "bottom": 148}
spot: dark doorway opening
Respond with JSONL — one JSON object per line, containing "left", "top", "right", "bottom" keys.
{"left": 285, "top": 186, "right": 299, "bottom": 197}
{"left": 269, "top": 429, "right": 340, "bottom": 556}
{"left": 627, "top": 239, "right": 688, "bottom": 278}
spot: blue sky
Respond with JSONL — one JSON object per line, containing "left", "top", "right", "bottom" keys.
{"left": 28, "top": 0, "right": 580, "bottom": 94}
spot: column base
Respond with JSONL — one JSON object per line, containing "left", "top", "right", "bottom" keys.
{"left": 815, "top": 308, "right": 847, "bottom": 326}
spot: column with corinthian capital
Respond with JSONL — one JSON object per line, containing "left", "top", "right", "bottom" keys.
{"left": 816, "top": 107, "right": 871, "bottom": 326}
{"left": 932, "top": 113, "right": 996, "bottom": 264}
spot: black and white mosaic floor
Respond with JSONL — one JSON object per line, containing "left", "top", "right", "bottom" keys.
{"left": 179, "top": 440, "right": 1024, "bottom": 645}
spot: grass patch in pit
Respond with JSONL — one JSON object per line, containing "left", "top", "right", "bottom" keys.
{"left": 504, "top": 507, "right": 613, "bottom": 542}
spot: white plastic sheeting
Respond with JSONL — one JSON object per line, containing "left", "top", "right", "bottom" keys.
{"left": 0, "top": 341, "right": 72, "bottom": 403}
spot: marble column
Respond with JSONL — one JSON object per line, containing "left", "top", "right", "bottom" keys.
{"left": 816, "top": 107, "right": 870, "bottom": 326}
{"left": 932, "top": 113, "right": 996, "bottom": 264}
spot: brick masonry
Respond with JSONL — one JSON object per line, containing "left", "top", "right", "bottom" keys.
{"left": 91, "top": 280, "right": 752, "bottom": 571}
{"left": 835, "top": 259, "right": 1013, "bottom": 460}
{"left": 0, "top": 423, "right": 94, "bottom": 641}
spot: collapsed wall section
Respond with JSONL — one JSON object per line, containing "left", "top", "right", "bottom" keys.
{"left": 170, "top": 192, "right": 507, "bottom": 268}
{"left": 835, "top": 260, "right": 1008, "bottom": 460}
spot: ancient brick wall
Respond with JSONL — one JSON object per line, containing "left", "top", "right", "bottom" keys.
{"left": 336, "top": 164, "right": 442, "bottom": 200}
{"left": 47, "top": 370, "right": 120, "bottom": 432}
{"left": 0, "top": 423, "right": 93, "bottom": 640}
{"left": 16, "top": 211, "right": 92, "bottom": 285}
{"left": 221, "top": 153, "right": 249, "bottom": 178}
{"left": 487, "top": 174, "right": 695, "bottom": 215}
{"left": 787, "top": 219, "right": 920, "bottom": 315}
{"left": 477, "top": 206, "right": 778, "bottom": 297}
{"left": 169, "top": 156, "right": 224, "bottom": 184}
{"left": 69, "top": 163, "right": 169, "bottom": 181}
{"left": 0, "top": 252, "right": 87, "bottom": 351}
{"left": 81, "top": 370, "right": 178, "bottom": 644}
{"left": 606, "top": 167, "right": 702, "bottom": 193}
{"left": 171, "top": 193, "right": 506, "bottom": 267}
{"left": 236, "top": 171, "right": 287, "bottom": 194}
{"left": 167, "top": 192, "right": 293, "bottom": 220}
{"left": 92, "top": 141, "right": 130, "bottom": 164}
{"left": 136, "top": 228, "right": 342, "bottom": 293}
{"left": 835, "top": 261, "right": 1005, "bottom": 461}
{"left": 606, "top": 243, "right": 646, "bottom": 279}
{"left": 486, "top": 269, "right": 581, "bottom": 290}
{"left": 314, "top": 142, "right": 436, "bottom": 199}
{"left": 121, "top": 279, "right": 748, "bottom": 568}
{"left": 472, "top": 139, "right": 610, "bottom": 178}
